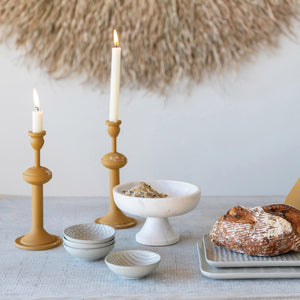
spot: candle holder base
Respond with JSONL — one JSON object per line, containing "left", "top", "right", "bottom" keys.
{"left": 15, "top": 232, "right": 61, "bottom": 251}
{"left": 95, "top": 210, "right": 136, "bottom": 229}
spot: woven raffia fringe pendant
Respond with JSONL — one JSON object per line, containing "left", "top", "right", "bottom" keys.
{"left": 0, "top": 0, "right": 299, "bottom": 92}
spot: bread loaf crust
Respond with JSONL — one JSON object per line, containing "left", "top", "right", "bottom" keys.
{"left": 210, "top": 204, "right": 300, "bottom": 256}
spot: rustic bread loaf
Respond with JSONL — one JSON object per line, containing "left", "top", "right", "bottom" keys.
{"left": 209, "top": 204, "right": 300, "bottom": 256}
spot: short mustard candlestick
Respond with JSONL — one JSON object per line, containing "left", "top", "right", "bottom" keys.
{"left": 15, "top": 131, "right": 61, "bottom": 250}
{"left": 95, "top": 120, "right": 136, "bottom": 229}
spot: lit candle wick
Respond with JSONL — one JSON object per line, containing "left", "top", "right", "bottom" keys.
{"left": 113, "top": 29, "right": 119, "bottom": 47}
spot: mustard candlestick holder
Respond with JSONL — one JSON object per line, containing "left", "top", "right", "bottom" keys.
{"left": 95, "top": 120, "right": 136, "bottom": 229}
{"left": 15, "top": 131, "right": 61, "bottom": 250}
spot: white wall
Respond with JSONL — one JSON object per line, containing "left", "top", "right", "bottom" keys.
{"left": 0, "top": 33, "right": 299, "bottom": 197}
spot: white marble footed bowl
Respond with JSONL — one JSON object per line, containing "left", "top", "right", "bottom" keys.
{"left": 113, "top": 180, "right": 201, "bottom": 246}
{"left": 113, "top": 180, "right": 201, "bottom": 218}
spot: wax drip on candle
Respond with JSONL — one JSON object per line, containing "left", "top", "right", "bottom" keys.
{"left": 33, "top": 88, "right": 40, "bottom": 111}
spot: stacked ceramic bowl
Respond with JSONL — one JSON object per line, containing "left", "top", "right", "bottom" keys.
{"left": 63, "top": 223, "right": 115, "bottom": 261}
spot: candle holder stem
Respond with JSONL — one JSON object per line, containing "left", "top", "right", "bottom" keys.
{"left": 15, "top": 131, "right": 61, "bottom": 250}
{"left": 95, "top": 121, "right": 136, "bottom": 229}
{"left": 32, "top": 185, "right": 43, "bottom": 230}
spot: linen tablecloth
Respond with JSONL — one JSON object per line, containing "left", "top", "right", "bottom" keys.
{"left": 0, "top": 194, "right": 299, "bottom": 300}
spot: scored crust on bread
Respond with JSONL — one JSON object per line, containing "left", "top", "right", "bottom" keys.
{"left": 209, "top": 204, "right": 300, "bottom": 256}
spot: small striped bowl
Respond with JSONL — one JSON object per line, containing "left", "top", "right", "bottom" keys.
{"left": 105, "top": 250, "right": 161, "bottom": 279}
{"left": 64, "top": 223, "right": 115, "bottom": 244}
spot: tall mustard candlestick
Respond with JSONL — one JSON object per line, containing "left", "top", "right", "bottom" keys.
{"left": 15, "top": 131, "right": 61, "bottom": 250}
{"left": 96, "top": 30, "right": 136, "bottom": 228}
{"left": 15, "top": 90, "right": 61, "bottom": 250}
{"left": 95, "top": 120, "right": 136, "bottom": 229}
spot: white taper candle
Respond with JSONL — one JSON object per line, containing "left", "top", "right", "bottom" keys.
{"left": 109, "top": 29, "right": 121, "bottom": 122}
{"left": 32, "top": 88, "right": 43, "bottom": 133}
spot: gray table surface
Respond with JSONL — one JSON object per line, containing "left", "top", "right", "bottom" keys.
{"left": 0, "top": 194, "right": 299, "bottom": 300}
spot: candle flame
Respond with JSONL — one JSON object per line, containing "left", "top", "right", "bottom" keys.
{"left": 33, "top": 88, "right": 40, "bottom": 110}
{"left": 113, "top": 29, "right": 119, "bottom": 47}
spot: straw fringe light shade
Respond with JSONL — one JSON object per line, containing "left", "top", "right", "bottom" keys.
{"left": 0, "top": 0, "right": 299, "bottom": 92}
